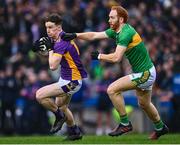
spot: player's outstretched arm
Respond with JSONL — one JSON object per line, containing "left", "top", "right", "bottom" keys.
{"left": 77, "top": 31, "right": 108, "bottom": 40}
{"left": 61, "top": 31, "right": 108, "bottom": 41}
{"left": 91, "top": 45, "right": 127, "bottom": 63}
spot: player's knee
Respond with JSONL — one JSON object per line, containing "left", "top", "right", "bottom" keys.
{"left": 138, "top": 101, "right": 149, "bottom": 109}
{"left": 107, "top": 86, "right": 119, "bottom": 99}
{"left": 36, "top": 89, "right": 44, "bottom": 102}
{"left": 107, "top": 86, "right": 114, "bottom": 96}
{"left": 59, "top": 105, "right": 67, "bottom": 112}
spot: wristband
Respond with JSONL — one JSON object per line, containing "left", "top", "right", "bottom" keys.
{"left": 98, "top": 54, "right": 101, "bottom": 60}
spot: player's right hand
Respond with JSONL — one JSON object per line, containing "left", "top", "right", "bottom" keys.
{"left": 32, "top": 39, "right": 40, "bottom": 52}
{"left": 32, "top": 37, "right": 54, "bottom": 56}
{"left": 61, "top": 33, "right": 77, "bottom": 41}
{"left": 32, "top": 37, "right": 53, "bottom": 52}
{"left": 39, "top": 37, "right": 54, "bottom": 51}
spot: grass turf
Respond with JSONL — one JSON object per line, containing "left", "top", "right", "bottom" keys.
{"left": 0, "top": 134, "right": 180, "bottom": 144}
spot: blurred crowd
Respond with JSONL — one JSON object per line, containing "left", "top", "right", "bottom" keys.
{"left": 0, "top": 0, "right": 180, "bottom": 135}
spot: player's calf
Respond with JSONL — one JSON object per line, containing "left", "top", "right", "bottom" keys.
{"left": 50, "top": 108, "right": 67, "bottom": 134}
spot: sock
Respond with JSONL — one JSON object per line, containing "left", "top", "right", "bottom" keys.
{"left": 154, "top": 120, "right": 164, "bottom": 131}
{"left": 54, "top": 108, "right": 64, "bottom": 119}
{"left": 120, "top": 114, "right": 129, "bottom": 126}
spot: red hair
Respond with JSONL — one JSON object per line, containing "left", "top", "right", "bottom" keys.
{"left": 111, "top": 6, "right": 128, "bottom": 23}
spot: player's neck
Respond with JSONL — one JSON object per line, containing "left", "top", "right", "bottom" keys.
{"left": 54, "top": 30, "right": 62, "bottom": 42}
{"left": 54, "top": 35, "right": 60, "bottom": 42}
{"left": 116, "top": 23, "right": 125, "bottom": 33}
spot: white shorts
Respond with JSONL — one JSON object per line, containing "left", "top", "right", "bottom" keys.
{"left": 58, "top": 77, "right": 82, "bottom": 96}
{"left": 128, "top": 66, "right": 156, "bottom": 90}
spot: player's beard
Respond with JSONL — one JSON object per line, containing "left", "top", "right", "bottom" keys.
{"left": 109, "top": 20, "right": 119, "bottom": 31}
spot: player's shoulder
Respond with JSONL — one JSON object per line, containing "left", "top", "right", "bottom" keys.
{"left": 54, "top": 40, "right": 69, "bottom": 49}
{"left": 56, "top": 30, "right": 71, "bottom": 47}
{"left": 105, "top": 28, "right": 116, "bottom": 39}
{"left": 118, "top": 23, "right": 136, "bottom": 39}
{"left": 122, "top": 23, "right": 136, "bottom": 34}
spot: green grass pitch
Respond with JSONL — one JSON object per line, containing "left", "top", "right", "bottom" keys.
{"left": 0, "top": 134, "right": 180, "bottom": 144}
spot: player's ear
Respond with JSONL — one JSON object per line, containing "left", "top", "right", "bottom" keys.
{"left": 119, "top": 17, "right": 124, "bottom": 23}
{"left": 57, "top": 25, "right": 62, "bottom": 31}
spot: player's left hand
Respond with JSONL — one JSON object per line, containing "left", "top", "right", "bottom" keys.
{"left": 91, "top": 51, "right": 99, "bottom": 60}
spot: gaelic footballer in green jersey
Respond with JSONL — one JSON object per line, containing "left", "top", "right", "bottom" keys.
{"left": 105, "top": 24, "right": 155, "bottom": 90}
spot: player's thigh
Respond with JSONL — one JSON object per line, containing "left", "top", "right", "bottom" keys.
{"left": 36, "top": 82, "right": 64, "bottom": 99}
{"left": 55, "top": 94, "right": 65, "bottom": 106}
{"left": 108, "top": 75, "right": 136, "bottom": 93}
{"left": 136, "top": 88, "right": 152, "bottom": 105}
{"left": 55, "top": 94, "right": 71, "bottom": 107}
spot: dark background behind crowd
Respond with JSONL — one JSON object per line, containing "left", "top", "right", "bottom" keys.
{"left": 0, "top": 0, "right": 180, "bottom": 135}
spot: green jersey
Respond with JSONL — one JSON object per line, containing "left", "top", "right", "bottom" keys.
{"left": 105, "top": 23, "right": 153, "bottom": 73}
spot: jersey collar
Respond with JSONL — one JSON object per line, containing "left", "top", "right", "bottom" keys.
{"left": 117, "top": 23, "right": 126, "bottom": 33}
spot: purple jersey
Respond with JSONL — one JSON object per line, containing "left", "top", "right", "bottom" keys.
{"left": 53, "top": 32, "right": 87, "bottom": 80}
